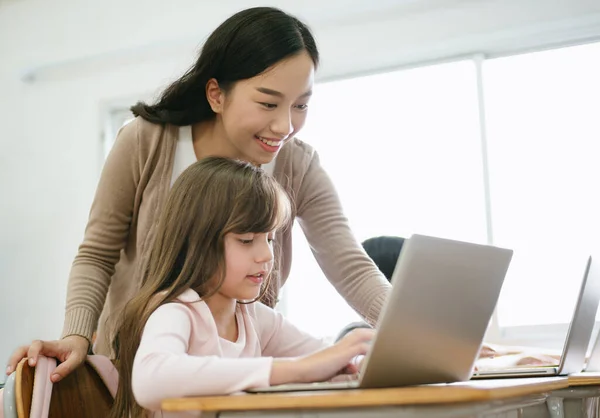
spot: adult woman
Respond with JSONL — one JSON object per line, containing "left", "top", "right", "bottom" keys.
{"left": 6, "top": 6, "right": 389, "bottom": 382}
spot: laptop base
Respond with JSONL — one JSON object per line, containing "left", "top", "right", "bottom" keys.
{"left": 247, "top": 380, "right": 359, "bottom": 393}
{"left": 471, "top": 367, "right": 559, "bottom": 379}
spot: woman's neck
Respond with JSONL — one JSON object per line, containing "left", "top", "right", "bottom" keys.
{"left": 191, "top": 120, "right": 242, "bottom": 161}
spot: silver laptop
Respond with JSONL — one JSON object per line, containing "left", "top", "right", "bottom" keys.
{"left": 248, "top": 234, "right": 513, "bottom": 393}
{"left": 583, "top": 328, "right": 600, "bottom": 372}
{"left": 581, "top": 289, "right": 600, "bottom": 373}
{"left": 473, "top": 256, "right": 600, "bottom": 379}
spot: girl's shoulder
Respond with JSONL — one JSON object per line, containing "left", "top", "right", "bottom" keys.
{"left": 146, "top": 290, "right": 214, "bottom": 330}
{"left": 241, "top": 301, "right": 281, "bottom": 328}
{"left": 148, "top": 289, "right": 206, "bottom": 318}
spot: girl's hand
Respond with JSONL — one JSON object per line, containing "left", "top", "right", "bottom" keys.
{"left": 270, "top": 328, "right": 374, "bottom": 386}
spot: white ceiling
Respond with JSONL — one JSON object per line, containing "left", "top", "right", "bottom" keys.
{"left": 0, "top": 0, "right": 468, "bottom": 27}
{"left": 210, "top": 0, "right": 472, "bottom": 26}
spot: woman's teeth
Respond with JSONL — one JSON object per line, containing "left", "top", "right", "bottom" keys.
{"left": 256, "top": 136, "right": 279, "bottom": 147}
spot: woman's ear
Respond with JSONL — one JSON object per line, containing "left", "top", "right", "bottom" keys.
{"left": 206, "top": 78, "right": 225, "bottom": 114}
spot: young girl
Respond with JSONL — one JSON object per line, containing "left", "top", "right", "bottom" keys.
{"left": 109, "top": 157, "right": 374, "bottom": 418}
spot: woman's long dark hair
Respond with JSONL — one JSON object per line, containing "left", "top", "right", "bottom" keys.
{"left": 131, "top": 7, "right": 319, "bottom": 126}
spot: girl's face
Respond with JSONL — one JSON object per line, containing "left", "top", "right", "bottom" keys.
{"left": 217, "top": 232, "right": 275, "bottom": 301}
{"left": 208, "top": 51, "right": 315, "bottom": 165}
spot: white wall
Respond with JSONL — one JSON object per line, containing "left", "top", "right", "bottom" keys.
{"left": 1, "top": 0, "right": 599, "bottom": 373}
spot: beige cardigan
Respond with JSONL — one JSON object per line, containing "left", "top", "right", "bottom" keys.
{"left": 62, "top": 117, "right": 391, "bottom": 356}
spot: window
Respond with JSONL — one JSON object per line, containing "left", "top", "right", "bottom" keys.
{"left": 282, "top": 60, "right": 487, "bottom": 337}
{"left": 282, "top": 42, "right": 600, "bottom": 342}
{"left": 485, "top": 42, "right": 600, "bottom": 329}
{"left": 102, "top": 41, "right": 600, "bottom": 344}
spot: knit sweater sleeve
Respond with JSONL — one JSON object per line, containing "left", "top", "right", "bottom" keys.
{"left": 61, "top": 120, "right": 141, "bottom": 342}
{"left": 294, "top": 149, "right": 391, "bottom": 326}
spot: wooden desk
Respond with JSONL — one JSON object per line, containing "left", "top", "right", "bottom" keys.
{"left": 543, "top": 373, "right": 600, "bottom": 418}
{"left": 569, "top": 372, "right": 600, "bottom": 387}
{"left": 162, "top": 377, "right": 567, "bottom": 417}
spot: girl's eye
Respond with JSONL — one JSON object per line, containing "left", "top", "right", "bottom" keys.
{"left": 260, "top": 103, "right": 277, "bottom": 109}
{"left": 295, "top": 104, "right": 309, "bottom": 111}
{"left": 239, "top": 239, "right": 253, "bottom": 245}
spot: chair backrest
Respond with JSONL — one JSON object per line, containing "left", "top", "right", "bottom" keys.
{"left": 1, "top": 371, "right": 17, "bottom": 418}
{"left": 361, "top": 235, "right": 405, "bottom": 281}
{"left": 19, "top": 357, "right": 51, "bottom": 418}
{"left": 11, "top": 355, "right": 117, "bottom": 418}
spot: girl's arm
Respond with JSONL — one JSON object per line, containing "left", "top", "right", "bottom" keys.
{"left": 254, "top": 302, "right": 374, "bottom": 384}
{"left": 132, "top": 303, "right": 280, "bottom": 410}
{"left": 254, "top": 302, "right": 329, "bottom": 358}
{"left": 133, "top": 302, "right": 374, "bottom": 411}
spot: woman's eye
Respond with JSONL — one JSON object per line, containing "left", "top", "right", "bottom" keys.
{"left": 239, "top": 239, "right": 253, "bottom": 245}
{"left": 295, "top": 104, "right": 309, "bottom": 110}
{"left": 260, "top": 103, "right": 277, "bottom": 109}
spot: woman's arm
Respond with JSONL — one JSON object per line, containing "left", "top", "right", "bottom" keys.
{"left": 62, "top": 120, "right": 141, "bottom": 342}
{"left": 295, "top": 151, "right": 391, "bottom": 326}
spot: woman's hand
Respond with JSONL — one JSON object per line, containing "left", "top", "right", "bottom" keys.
{"left": 478, "top": 343, "right": 498, "bottom": 358}
{"left": 6, "top": 335, "right": 90, "bottom": 382}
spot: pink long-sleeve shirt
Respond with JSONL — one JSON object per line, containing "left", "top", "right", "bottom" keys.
{"left": 132, "top": 288, "right": 329, "bottom": 417}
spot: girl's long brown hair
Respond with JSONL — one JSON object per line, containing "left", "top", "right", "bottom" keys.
{"left": 108, "top": 156, "right": 291, "bottom": 418}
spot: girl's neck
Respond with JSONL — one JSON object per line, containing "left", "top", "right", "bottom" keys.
{"left": 191, "top": 120, "right": 243, "bottom": 161}
{"left": 204, "top": 292, "right": 239, "bottom": 342}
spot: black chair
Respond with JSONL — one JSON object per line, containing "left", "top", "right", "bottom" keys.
{"left": 335, "top": 236, "right": 405, "bottom": 341}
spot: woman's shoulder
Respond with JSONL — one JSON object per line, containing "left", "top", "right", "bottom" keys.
{"left": 110, "top": 117, "right": 180, "bottom": 175}
{"left": 279, "top": 136, "right": 317, "bottom": 163}
{"left": 273, "top": 137, "right": 320, "bottom": 186}
{"left": 116, "top": 116, "right": 178, "bottom": 151}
